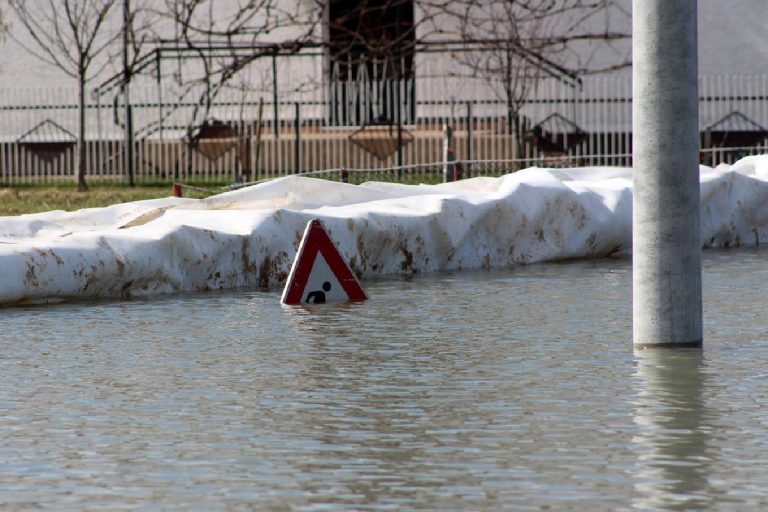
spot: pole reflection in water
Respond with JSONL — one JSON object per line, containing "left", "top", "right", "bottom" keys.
{"left": 631, "top": 349, "right": 718, "bottom": 510}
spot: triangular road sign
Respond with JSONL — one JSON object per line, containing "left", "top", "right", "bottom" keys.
{"left": 281, "top": 219, "right": 368, "bottom": 305}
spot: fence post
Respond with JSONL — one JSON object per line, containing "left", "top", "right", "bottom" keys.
{"left": 253, "top": 97, "right": 264, "bottom": 182}
{"left": 125, "top": 102, "right": 135, "bottom": 186}
{"left": 466, "top": 101, "right": 473, "bottom": 178}
{"left": 272, "top": 53, "right": 279, "bottom": 139}
{"left": 397, "top": 72, "right": 404, "bottom": 167}
{"left": 443, "top": 124, "right": 455, "bottom": 182}
{"left": 295, "top": 102, "right": 301, "bottom": 174}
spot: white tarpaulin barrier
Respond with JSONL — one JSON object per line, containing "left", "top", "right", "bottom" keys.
{"left": 3, "top": 156, "right": 768, "bottom": 305}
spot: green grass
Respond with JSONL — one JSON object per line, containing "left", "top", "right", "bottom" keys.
{"left": 0, "top": 185, "right": 186, "bottom": 216}
{"left": 0, "top": 170, "right": 492, "bottom": 216}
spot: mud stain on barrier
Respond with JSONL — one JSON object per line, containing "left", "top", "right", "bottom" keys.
{"left": 120, "top": 280, "right": 134, "bottom": 299}
{"left": 399, "top": 243, "right": 414, "bottom": 273}
{"left": 82, "top": 262, "right": 102, "bottom": 292}
{"left": 568, "top": 201, "right": 589, "bottom": 230}
{"left": 35, "top": 248, "right": 63, "bottom": 266}
{"left": 606, "top": 243, "right": 622, "bottom": 257}
{"left": 355, "top": 232, "right": 371, "bottom": 273}
{"left": 294, "top": 230, "right": 303, "bottom": 249}
{"left": 275, "top": 252, "right": 289, "bottom": 283}
{"left": 258, "top": 252, "right": 289, "bottom": 289}
{"left": 259, "top": 256, "right": 271, "bottom": 288}
{"left": 586, "top": 232, "right": 597, "bottom": 250}
{"left": 414, "top": 231, "right": 438, "bottom": 265}
{"left": 554, "top": 228, "right": 564, "bottom": 248}
{"left": 241, "top": 238, "right": 259, "bottom": 276}
{"left": 348, "top": 255, "right": 362, "bottom": 279}
{"left": 24, "top": 262, "right": 38, "bottom": 287}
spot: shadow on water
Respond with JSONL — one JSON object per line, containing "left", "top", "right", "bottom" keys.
{"left": 631, "top": 349, "right": 719, "bottom": 510}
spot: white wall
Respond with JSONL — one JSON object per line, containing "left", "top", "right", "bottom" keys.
{"left": 0, "top": 1, "right": 764, "bottom": 91}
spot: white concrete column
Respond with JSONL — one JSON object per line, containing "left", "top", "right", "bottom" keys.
{"left": 633, "top": 0, "right": 702, "bottom": 348}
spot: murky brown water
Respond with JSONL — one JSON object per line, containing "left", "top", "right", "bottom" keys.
{"left": 1, "top": 249, "right": 768, "bottom": 510}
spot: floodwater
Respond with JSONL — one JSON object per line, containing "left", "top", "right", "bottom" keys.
{"left": 2, "top": 249, "right": 768, "bottom": 510}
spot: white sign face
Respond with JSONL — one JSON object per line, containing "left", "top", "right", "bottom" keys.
{"left": 302, "top": 252, "right": 349, "bottom": 304}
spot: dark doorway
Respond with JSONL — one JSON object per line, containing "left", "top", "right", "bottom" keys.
{"left": 328, "top": 0, "right": 415, "bottom": 80}
{"left": 327, "top": 0, "right": 416, "bottom": 126}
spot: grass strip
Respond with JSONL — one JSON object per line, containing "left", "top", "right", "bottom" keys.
{"left": 0, "top": 186, "right": 182, "bottom": 216}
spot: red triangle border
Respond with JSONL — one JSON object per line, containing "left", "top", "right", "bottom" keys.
{"left": 281, "top": 219, "right": 368, "bottom": 304}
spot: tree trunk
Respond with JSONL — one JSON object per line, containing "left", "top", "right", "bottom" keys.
{"left": 77, "top": 74, "right": 88, "bottom": 192}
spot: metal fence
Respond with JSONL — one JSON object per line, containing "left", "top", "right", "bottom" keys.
{"left": 1, "top": 73, "right": 767, "bottom": 185}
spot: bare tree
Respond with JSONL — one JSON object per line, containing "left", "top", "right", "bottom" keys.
{"left": 420, "top": 0, "right": 631, "bottom": 150}
{"left": 7, "top": 0, "right": 122, "bottom": 191}
{"left": 150, "top": 0, "right": 323, "bottom": 133}
{"left": 115, "top": 0, "right": 158, "bottom": 187}
{"left": 320, "top": 0, "right": 629, "bottom": 123}
{"left": 442, "top": 0, "right": 631, "bottom": 72}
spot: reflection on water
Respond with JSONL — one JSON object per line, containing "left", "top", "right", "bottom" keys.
{"left": 632, "top": 350, "right": 716, "bottom": 510}
{"left": 1, "top": 251, "right": 768, "bottom": 509}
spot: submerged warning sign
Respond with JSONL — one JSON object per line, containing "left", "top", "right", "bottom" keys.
{"left": 280, "top": 219, "right": 368, "bottom": 305}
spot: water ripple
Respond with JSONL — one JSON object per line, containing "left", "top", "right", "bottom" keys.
{"left": 1, "top": 252, "right": 768, "bottom": 509}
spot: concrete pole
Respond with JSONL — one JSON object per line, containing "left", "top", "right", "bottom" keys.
{"left": 633, "top": 0, "right": 702, "bottom": 348}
